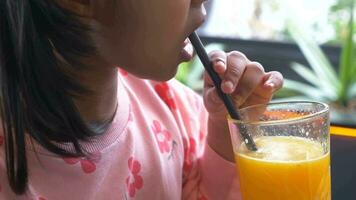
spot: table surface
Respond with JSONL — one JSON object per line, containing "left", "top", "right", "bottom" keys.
{"left": 331, "top": 126, "right": 356, "bottom": 136}
{"left": 330, "top": 126, "right": 356, "bottom": 200}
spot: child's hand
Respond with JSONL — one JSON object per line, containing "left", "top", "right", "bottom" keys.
{"left": 203, "top": 50, "right": 283, "bottom": 161}
{"left": 203, "top": 50, "right": 283, "bottom": 121}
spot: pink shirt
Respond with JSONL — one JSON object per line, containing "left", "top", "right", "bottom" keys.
{"left": 0, "top": 71, "right": 241, "bottom": 200}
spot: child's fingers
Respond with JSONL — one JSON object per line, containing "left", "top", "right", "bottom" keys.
{"left": 231, "top": 62, "right": 265, "bottom": 107}
{"left": 204, "top": 50, "right": 227, "bottom": 87}
{"left": 222, "top": 51, "right": 249, "bottom": 94}
{"left": 209, "top": 50, "right": 227, "bottom": 74}
{"left": 203, "top": 87, "right": 226, "bottom": 116}
{"left": 262, "top": 71, "right": 284, "bottom": 93}
{"left": 253, "top": 71, "right": 284, "bottom": 99}
{"left": 203, "top": 71, "right": 214, "bottom": 88}
{"left": 240, "top": 71, "right": 284, "bottom": 108}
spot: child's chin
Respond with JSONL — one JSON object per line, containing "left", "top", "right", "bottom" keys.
{"left": 153, "top": 69, "right": 178, "bottom": 82}
{"left": 134, "top": 66, "right": 178, "bottom": 82}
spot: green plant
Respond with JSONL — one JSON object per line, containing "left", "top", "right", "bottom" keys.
{"left": 329, "top": 0, "right": 356, "bottom": 44}
{"left": 278, "top": 0, "right": 355, "bottom": 106}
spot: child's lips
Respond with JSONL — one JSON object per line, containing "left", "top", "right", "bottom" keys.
{"left": 179, "top": 38, "right": 194, "bottom": 62}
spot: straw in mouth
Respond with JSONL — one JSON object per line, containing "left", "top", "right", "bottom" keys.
{"left": 188, "top": 32, "right": 257, "bottom": 151}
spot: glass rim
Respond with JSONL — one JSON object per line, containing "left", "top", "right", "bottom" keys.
{"left": 227, "top": 101, "right": 329, "bottom": 126}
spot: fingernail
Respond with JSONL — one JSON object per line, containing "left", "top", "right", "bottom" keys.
{"left": 224, "top": 81, "right": 234, "bottom": 92}
{"left": 265, "top": 80, "right": 275, "bottom": 88}
{"left": 216, "top": 60, "right": 225, "bottom": 66}
{"left": 215, "top": 61, "right": 226, "bottom": 72}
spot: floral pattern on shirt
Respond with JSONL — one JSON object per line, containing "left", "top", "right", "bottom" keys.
{"left": 154, "top": 82, "right": 176, "bottom": 110}
{"left": 151, "top": 120, "right": 172, "bottom": 154}
{"left": 126, "top": 157, "right": 144, "bottom": 198}
{"left": 63, "top": 152, "right": 101, "bottom": 174}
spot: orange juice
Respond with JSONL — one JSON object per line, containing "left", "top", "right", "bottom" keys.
{"left": 236, "top": 136, "right": 331, "bottom": 200}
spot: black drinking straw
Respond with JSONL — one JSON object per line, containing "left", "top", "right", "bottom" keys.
{"left": 188, "top": 32, "right": 257, "bottom": 151}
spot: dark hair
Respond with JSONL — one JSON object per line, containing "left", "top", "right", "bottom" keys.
{"left": 0, "top": 0, "right": 97, "bottom": 194}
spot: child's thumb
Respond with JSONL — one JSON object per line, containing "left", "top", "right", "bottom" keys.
{"left": 203, "top": 87, "right": 225, "bottom": 113}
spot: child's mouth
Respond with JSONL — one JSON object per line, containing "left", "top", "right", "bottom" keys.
{"left": 179, "top": 38, "right": 194, "bottom": 62}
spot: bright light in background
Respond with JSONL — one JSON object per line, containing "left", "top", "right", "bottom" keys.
{"left": 203, "top": 0, "right": 337, "bottom": 44}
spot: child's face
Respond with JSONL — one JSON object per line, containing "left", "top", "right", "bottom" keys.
{"left": 91, "top": 0, "right": 207, "bottom": 81}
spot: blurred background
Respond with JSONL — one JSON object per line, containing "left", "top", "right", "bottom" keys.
{"left": 177, "top": 0, "right": 354, "bottom": 94}
{"left": 176, "top": 1, "right": 355, "bottom": 199}
{"left": 177, "top": 0, "right": 355, "bottom": 120}
{"left": 201, "top": 0, "right": 344, "bottom": 43}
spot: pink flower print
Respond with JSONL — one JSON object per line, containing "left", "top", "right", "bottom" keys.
{"left": 183, "top": 137, "right": 196, "bottom": 172}
{"left": 154, "top": 83, "right": 176, "bottom": 110}
{"left": 119, "top": 68, "right": 129, "bottom": 76}
{"left": 151, "top": 120, "right": 172, "bottom": 153}
{"left": 0, "top": 136, "right": 3, "bottom": 146}
{"left": 63, "top": 152, "right": 101, "bottom": 174}
{"left": 38, "top": 197, "right": 46, "bottom": 200}
{"left": 126, "top": 157, "right": 143, "bottom": 198}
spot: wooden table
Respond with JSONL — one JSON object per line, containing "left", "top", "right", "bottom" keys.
{"left": 330, "top": 126, "right": 356, "bottom": 200}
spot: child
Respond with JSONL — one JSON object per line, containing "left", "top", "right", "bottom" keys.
{"left": 0, "top": 0, "right": 283, "bottom": 199}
